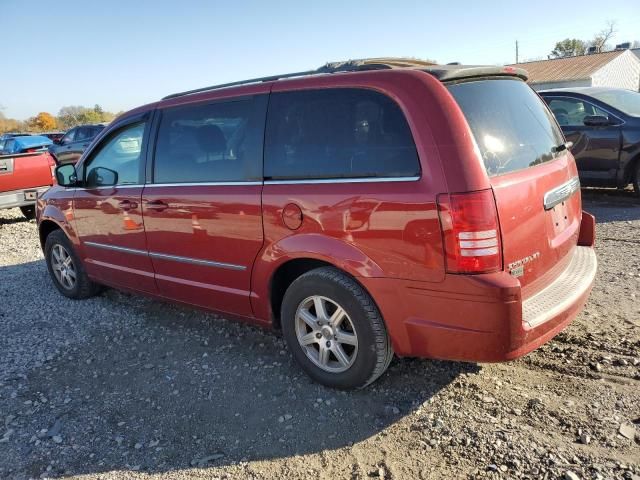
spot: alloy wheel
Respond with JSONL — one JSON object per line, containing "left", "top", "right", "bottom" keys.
{"left": 294, "top": 295, "right": 358, "bottom": 373}
{"left": 51, "top": 244, "right": 77, "bottom": 290}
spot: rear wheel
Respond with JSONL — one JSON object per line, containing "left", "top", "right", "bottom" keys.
{"left": 20, "top": 206, "right": 35, "bottom": 220}
{"left": 44, "top": 230, "right": 101, "bottom": 299}
{"left": 281, "top": 267, "right": 393, "bottom": 389}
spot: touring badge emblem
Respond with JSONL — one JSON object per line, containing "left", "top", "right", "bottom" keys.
{"left": 508, "top": 252, "right": 540, "bottom": 278}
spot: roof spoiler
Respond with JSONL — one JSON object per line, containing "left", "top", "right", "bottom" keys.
{"left": 162, "top": 59, "right": 528, "bottom": 100}
{"left": 421, "top": 65, "right": 528, "bottom": 82}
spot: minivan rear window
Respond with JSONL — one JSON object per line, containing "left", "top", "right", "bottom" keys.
{"left": 265, "top": 88, "right": 420, "bottom": 180}
{"left": 447, "top": 79, "right": 565, "bottom": 177}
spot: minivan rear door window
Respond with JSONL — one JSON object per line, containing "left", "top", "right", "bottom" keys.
{"left": 153, "top": 96, "right": 267, "bottom": 183}
{"left": 264, "top": 88, "right": 420, "bottom": 180}
{"left": 447, "top": 79, "right": 565, "bottom": 177}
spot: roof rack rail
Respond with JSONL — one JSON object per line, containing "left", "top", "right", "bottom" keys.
{"left": 161, "top": 57, "right": 436, "bottom": 100}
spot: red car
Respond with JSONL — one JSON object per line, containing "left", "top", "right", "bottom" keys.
{"left": 1, "top": 137, "right": 56, "bottom": 219}
{"left": 37, "top": 59, "right": 597, "bottom": 389}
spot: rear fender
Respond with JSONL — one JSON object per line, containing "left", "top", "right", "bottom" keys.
{"left": 250, "top": 233, "right": 384, "bottom": 323}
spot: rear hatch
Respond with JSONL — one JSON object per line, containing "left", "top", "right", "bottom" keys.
{"left": 447, "top": 78, "right": 581, "bottom": 295}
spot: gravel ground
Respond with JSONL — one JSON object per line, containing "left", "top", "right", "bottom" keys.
{"left": 0, "top": 190, "right": 638, "bottom": 480}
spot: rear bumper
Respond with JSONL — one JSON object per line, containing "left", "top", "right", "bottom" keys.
{"left": 0, "top": 187, "right": 51, "bottom": 210}
{"left": 359, "top": 245, "right": 597, "bottom": 362}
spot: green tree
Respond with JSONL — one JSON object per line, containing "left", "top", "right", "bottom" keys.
{"left": 56, "top": 105, "right": 115, "bottom": 128}
{"left": 550, "top": 39, "right": 587, "bottom": 58}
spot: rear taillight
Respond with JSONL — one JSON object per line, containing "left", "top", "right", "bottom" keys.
{"left": 47, "top": 154, "right": 57, "bottom": 184}
{"left": 437, "top": 189, "right": 502, "bottom": 274}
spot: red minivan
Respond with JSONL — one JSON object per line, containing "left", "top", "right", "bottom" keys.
{"left": 37, "top": 59, "right": 597, "bottom": 389}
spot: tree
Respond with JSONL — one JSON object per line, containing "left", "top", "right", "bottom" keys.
{"left": 549, "top": 20, "right": 620, "bottom": 58}
{"left": 56, "top": 105, "right": 114, "bottom": 128}
{"left": 28, "top": 112, "right": 57, "bottom": 131}
{"left": 57, "top": 106, "right": 88, "bottom": 129}
{"left": 589, "top": 20, "right": 617, "bottom": 53}
{"left": 550, "top": 39, "right": 587, "bottom": 58}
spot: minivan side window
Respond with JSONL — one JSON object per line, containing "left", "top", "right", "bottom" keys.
{"left": 84, "top": 122, "right": 145, "bottom": 188}
{"left": 264, "top": 88, "right": 420, "bottom": 180}
{"left": 153, "top": 96, "right": 267, "bottom": 183}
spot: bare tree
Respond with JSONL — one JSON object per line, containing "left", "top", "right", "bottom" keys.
{"left": 590, "top": 20, "right": 617, "bottom": 53}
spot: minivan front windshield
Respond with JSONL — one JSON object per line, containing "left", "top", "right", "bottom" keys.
{"left": 447, "top": 79, "right": 565, "bottom": 177}
{"left": 588, "top": 88, "right": 640, "bottom": 117}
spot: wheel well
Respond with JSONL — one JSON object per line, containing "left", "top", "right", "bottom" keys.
{"left": 269, "top": 258, "right": 333, "bottom": 329}
{"left": 39, "top": 220, "right": 61, "bottom": 250}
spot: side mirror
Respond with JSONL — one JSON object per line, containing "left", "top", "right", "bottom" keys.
{"left": 583, "top": 115, "right": 611, "bottom": 127}
{"left": 55, "top": 164, "right": 77, "bottom": 187}
{"left": 86, "top": 166, "right": 118, "bottom": 188}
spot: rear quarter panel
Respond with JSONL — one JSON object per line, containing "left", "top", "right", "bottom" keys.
{"left": 253, "top": 70, "right": 492, "bottom": 323}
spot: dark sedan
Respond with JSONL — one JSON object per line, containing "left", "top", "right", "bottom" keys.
{"left": 540, "top": 87, "right": 640, "bottom": 195}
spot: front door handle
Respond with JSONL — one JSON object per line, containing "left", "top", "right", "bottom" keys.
{"left": 118, "top": 200, "right": 138, "bottom": 211}
{"left": 146, "top": 200, "right": 169, "bottom": 212}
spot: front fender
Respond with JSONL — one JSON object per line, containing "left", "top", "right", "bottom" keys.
{"left": 250, "top": 233, "right": 384, "bottom": 323}
{"left": 37, "top": 190, "right": 79, "bottom": 250}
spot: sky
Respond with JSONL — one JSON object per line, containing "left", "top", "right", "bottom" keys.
{"left": 1, "top": 0, "right": 639, "bottom": 120}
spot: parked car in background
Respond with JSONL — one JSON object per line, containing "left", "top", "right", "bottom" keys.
{"left": 0, "top": 132, "right": 31, "bottom": 153}
{"left": 41, "top": 131, "right": 66, "bottom": 143}
{"left": 540, "top": 88, "right": 640, "bottom": 195}
{"left": 1, "top": 145, "right": 56, "bottom": 219}
{"left": 0, "top": 135, "right": 52, "bottom": 155}
{"left": 38, "top": 59, "right": 596, "bottom": 389}
{"left": 49, "top": 124, "right": 106, "bottom": 165}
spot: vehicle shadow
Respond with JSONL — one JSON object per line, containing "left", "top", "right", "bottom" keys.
{"left": 0, "top": 259, "right": 478, "bottom": 478}
{"left": 582, "top": 187, "right": 640, "bottom": 224}
{"left": 0, "top": 214, "right": 31, "bottom": 226}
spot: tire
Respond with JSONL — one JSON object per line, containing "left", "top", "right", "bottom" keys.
{"left": 633, "top": 161, "right": 640, "bottom": 197}
{"left": 20, "top": 206, "right": 35, "bottom": 220}
{"left": 44, "top": 229, "right": 101, "bottom": 299}
{"left": 281, "top": 266, "right": 393, "bottom": 390}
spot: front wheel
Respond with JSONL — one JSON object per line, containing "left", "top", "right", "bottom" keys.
{"left": 44, "top": 230, "right": 101, "bottom": 299}
{"left": 281, "top": 267, "right": 393, "bottom": 389}
{"left": 20, "top": 206, "right": 35, "bottom": 220}
{"left": 633, "top": 161, "right": 640, "bottom": 197}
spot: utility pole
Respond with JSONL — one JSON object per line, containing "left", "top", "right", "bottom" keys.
{"left": 515, "top": 40, "right": 519, "bottom": 64}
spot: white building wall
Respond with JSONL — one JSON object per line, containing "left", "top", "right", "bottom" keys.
{"left": 591, "top": 50, "right": 640, "bottom": 91}
{"left": 530, "top": 79, "right": 592, "bottom": 91}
